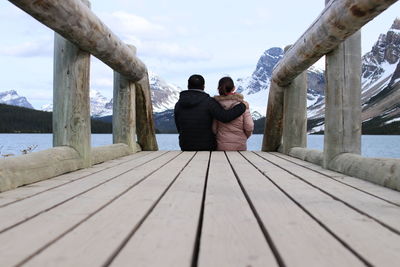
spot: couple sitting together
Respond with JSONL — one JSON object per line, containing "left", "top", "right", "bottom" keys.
{"left": 174, "top": 74, "right": 254, "bottom": 151}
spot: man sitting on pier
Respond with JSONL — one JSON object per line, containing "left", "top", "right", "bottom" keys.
{"left": 174, "top": 74, "right": 247, "bottom": 151}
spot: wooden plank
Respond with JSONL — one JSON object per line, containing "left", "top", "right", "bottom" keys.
{"left": 22, "top": 152, "right": 193, "bottom": 267}
{"left": 9, "top": 0, "right": 146, "bottom": 82}
{"left": 259, "top": 152, "right": 400, "bottom": 233}
{"left": 198, "top": 152, "right": 278, "bottom": 267}
{"left": 271, "top": 152, "right": 400, "bottom": 206}
{"left": 110, "top": 152, "right": 209, "bottom": 267}
{"left": 0, "top": 152, "right": 151, "bottom": 207}
{"left": 226, "top": 152, "right": 363, "bottom": 267}
{"left": 0, "top": 151, "right": 169, "bottom": 233}
{"left": 0, "top": 151, "right": 181, "bottom": 267}
{"left": 246, "top": 151, "right": 400, "bottom": 266}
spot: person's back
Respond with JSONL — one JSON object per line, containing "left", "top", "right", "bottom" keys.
{"left": 212, "top": 77, "right": 254, "bottom": 151}
{"left": 174, "top": 74, "right": 246, "bottom": 151}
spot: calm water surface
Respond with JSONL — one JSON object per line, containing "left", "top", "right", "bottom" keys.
{"left": 0, "top": 133, "right": 399, "bottom": 158}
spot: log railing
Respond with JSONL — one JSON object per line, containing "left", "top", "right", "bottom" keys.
{"left": 0, "top": 0, "right": 158, "bottom": 192}
{"left": 263, "top": 0, "right": 400, "bottom": 191}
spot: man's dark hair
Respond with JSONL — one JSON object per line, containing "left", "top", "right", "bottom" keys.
{"left": 188, "top": 74, "right": 205, "bottom": 90}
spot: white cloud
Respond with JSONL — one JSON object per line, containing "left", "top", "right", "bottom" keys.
{"left": 101, "top": 11, "right": 168, "bottom": 39}
{"left": 98, "top": 11, "right": 211, "bottom": 62}
{"left": 92, "top": 78, "right": 113, "bottom": 88}
{"left": 0, "top": 39, "right": 52, "bottom": 58}
{"left": 139, "top": 42, "right": 212, "bottom": 61}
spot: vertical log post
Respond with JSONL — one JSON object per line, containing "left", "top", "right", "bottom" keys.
{"left": 112, "top": 45, "right": 137, "bottom": 153}
{"left": 135, "top": 72, "right": 158, "bottom": 151}
{"left": 323, "top": 0, "right": 362, "bottom": 168}
{"left": 281, "top": 45, "right": 308, "bottom": 154}
{"left": 53, "top": 0, "right": 92, "bottom": 168}
{"left": 133, "top": 52, "right": 158, "bottom": 151}
{"left": 262, "top": 80, "right": 285, "bottom": 151}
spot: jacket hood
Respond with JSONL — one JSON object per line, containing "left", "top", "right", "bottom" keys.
{"left": 213, "top": 93, "right": 244, "bottom": 102}
{"left": 179, "top": 90, "right": 210, "bottom": 108}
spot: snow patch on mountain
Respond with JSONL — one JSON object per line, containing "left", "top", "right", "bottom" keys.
{"left": 38, "top": 72, "right": 181, "bottom": 117}
{"left": 149, "top": 72, "right": 181, "bottom": 113}
{"left": 236, "top": 47, "right": 325, "bottom": 118}
{"left": 0, "top": 90, "right": 34, "bottom": 109}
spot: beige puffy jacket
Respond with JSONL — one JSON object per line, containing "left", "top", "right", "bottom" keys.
{"left": 212, "top": 94, "right": 254, "bottom": 151}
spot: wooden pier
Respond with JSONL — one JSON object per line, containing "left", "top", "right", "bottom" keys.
{"left": 1, "top": 0, "right": 400, "bottom": 266}
{"left": 1, "top": 151, "right": 400, "bottom": 266}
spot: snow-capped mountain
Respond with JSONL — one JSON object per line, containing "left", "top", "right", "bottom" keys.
{"left": 40, "top": 90, "right": 113, "bottom": 117}
{"left": 236, "top": 47, "right": 325, "bottom": 118}
{"left": 0, "top": 90, "right": 34, "bottom": 109}
{"left": 149, "top": 72, "right": 181, "bottom": 113}
{"left": 39, "top": 72, "right": 181, "bottom": 117}
{"left": 307, "top": 18, "right": 400, "bottom": 132}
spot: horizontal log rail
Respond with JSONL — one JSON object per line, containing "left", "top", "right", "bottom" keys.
{"left": 8, "top": 0, "right": 146, "bottom": 82}
{"left": 272, "top": 0, "right": 398, "bottom": 87}
{"left": 263, "top": 0, "right": 400, "bottom": 192}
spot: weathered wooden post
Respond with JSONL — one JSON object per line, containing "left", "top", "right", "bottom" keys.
{"left": 53, "top": 0, "right": 92, "bottom": 168}
{"left": 281, "top": 45, "right": 308, "bottom": 154}
{"left": 133, "top": 55, "right": 158, "bottom": 151}
{"left": 113, "top": 45, "right": 137, "bottom": 153}
{"left": 262, "top": 81, "right": 284, "bottom": 152}
{"left": 323, "top": 0, "right": 362, "bottom": 168}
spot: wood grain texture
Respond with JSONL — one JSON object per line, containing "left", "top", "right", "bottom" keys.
{"left": 9, "top": 0, "right": 146, "bottom": 82}
{"left": 135, "top": 70, "right": 158, "bottom": 151}
{"left": 198, "top": 152, "right": 277, "bottom": 267}
{"left": 53, "top": 33, "right": 91, "bottom": 167}
{"left": 0, "top": 151, "right": 178, "bottom": 267}
{"left": 282, "top": 66, "right": 307, "bottom": 154}
{"left": 0, "top": 151, "right": 169, "bottom": 234}
{"left": 22, "top": 152, "right": 188, "bottom": 267}
{"left": 0, "top": 147, "right": 82, "bottom": 193}
{"left": 253, "top": 151, "right": 400, "bottom": 266}
{"left": 0, "top": 152, "right": 151, "bottom": 207}
{"left": 272, "top": 0, "right": 398, "bottom": 86}
{"left": 324, "top": 31, "right": 362, "bottom": 167}
{"left": 113, "top": 67, "right": 137, "bottom": 153}
{"left": 111, "top": 152, "right": 208, "bottom": 267}
{"left": 262, "top": 80, "right": 284, "bottom": 151}
{"left": 261, "top": 152, "right": 400, "bottom": 233}
{"left": 272, "top": 152, "right": 400, "bottom": 205}
{"left": 232, "top": 151, "right": 363, "bottom": 267}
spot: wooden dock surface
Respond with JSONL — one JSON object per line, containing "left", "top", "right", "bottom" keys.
{"left": 1, "top": 151, "right": 400, "bottom": 267}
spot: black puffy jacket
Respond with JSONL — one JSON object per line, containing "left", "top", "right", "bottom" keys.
{"left": 174, "top": 90, "right": 246, "bottom": 151}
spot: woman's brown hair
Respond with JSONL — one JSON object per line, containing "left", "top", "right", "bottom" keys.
{"left": 218, "top": 77, "right": 235, "bottom": 96}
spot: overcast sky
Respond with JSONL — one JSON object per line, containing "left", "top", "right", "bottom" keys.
{"left": 0, "top": 0, "right": 399, "bottom": 108}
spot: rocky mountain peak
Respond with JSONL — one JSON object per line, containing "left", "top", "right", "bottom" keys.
{"left": 0, "top": 90, "right": 33, "bottom": 109}
{"left": 254, "top": 47, "right": 284, "bottom": 79}
{"left": 362, "top": 18, "right": 400, "bottom": 85}
{"left": 391, "top": 17, "right": 400, "bottom": 30}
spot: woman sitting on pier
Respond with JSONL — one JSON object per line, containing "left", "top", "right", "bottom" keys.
{"left": 213, "top": 77, "right": 254, "bottom": 151}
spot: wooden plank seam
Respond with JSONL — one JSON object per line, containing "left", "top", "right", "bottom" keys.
{"left": 0, "top": 151, "right": 174, "bottom": 235}
{"left": 14, "top": 152, "right": 183, "bottom": 266}
{"left": 0, "top": 152, "right": 156, "bottom": 209}
{"left": 241, "top": 151, "right": 372, "bottom": 266}
{"left": 260, "top": 152, "right": 400, "bottom": 236}
{"left": 270, "top": 153, "right": 400, "bottom": 208}
{"left": 103, "top": 152, "right": 197, "bottom": 266}
{"left": 225, "top": 152, "right": 285, "bottom": 267}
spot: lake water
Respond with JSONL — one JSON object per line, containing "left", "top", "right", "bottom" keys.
{"left": 0, "top": 133, "right": 399, "bottom": 159}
